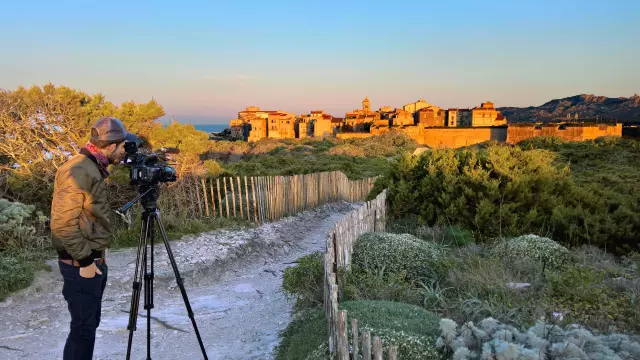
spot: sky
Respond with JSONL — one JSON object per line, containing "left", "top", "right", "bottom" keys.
{"left": 1, "top": 0, "right": 638, "bottom": 124}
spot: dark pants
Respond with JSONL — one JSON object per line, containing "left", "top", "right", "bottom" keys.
{"left": 59, "top": 261, "right": 108, "bottom": 360}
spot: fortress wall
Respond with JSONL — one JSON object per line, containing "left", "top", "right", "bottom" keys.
{"left": 507, "top": 123, "right": 622, "bottom": 144}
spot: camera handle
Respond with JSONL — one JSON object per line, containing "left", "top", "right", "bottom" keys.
{"left": 125, "top": 207, "right": 208, "bottom": 360}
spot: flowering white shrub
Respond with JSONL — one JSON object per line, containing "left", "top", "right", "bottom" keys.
{"left": 304, "top": 326, "right": 441, "bottom": 360}
{"left": 353, "top": 232, "right": 448, "bottom": 282}
{"left": 0, "top": 199, "right": 48, "bottom": 249}
{"left": 492, "top": 234, "right": 571, "bottom": 270}
{"left": 436, "top": 317, "right": 640, "bottom": 359}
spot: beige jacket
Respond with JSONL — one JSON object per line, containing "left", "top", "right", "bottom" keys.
{"left": 50, "top": 151, "right": 112, "bottom": 266}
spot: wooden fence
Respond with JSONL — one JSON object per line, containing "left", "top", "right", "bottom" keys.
{"left": 187, "top": 171, "right": 376, "bottom": 224}
{"left": 324, "top": 189, "right": 388, "bottom": 359}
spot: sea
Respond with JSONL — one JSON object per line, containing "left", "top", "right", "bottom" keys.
{"left": 193, "top": 124, "right": 228, "bottom": 133}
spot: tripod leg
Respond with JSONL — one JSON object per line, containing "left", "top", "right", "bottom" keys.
{"left": 126, "top": 210, "right": 151, "bottom": 360}
{"left": 145, "top": 215, "right": 155, "bottom": 360}
{"left": 153, "top": 212, "right": 209, "bottom": 360}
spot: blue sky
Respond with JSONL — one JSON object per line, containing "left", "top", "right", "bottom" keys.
{"left": 1, "top": 0, "right": 638, "bottom": 124}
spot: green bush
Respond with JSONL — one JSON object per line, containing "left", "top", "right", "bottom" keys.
{"left": 545, "top": 264, "right": 640, "bottom": 332}
{"left": 275, "top": 300, "right": 441, "bottom": 360}
{"left": 386, "top": 216, "right": 475, "bottom": 247}
{"left": 352, "top": 232, "right": 448, "bottom": 283}
{"left": 0, "top": 199, "right": 48, "bottom": 250}
{"left": 492, "top": 234, "right": 571, "bottom": 270}
{"left": 0, "top": 249, "right": 51, "bottom": 301}
{"left": 282, "top": 252, "right": 324, "bottom": 309}
{"left": 340, "top": 266, "right": 423, "bottom": 305}
{"left": 274, "top": 308, "right": 327, "bottom": 360}
{"left": 375, "top": 142, "right": 640, "bottom": 253}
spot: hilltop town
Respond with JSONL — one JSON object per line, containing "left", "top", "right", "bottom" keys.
{"left": 228, "top": 97, "right": 622, "bottom": 148}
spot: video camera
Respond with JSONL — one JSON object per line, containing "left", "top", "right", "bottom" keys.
{"left": 123, "top": 140, "right": 178, "bottom": 186}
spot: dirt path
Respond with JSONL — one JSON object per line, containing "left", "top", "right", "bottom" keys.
{"left": 0, "top": 202, "right": 356, "bottom": 360}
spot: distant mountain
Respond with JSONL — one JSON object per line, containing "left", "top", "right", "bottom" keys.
{"left": 498, "top": 94, "right": 640, "bottom": 124}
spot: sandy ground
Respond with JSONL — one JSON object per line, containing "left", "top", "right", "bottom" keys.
{"left": 0, "top": 202, "right": 356, "bottom": 360}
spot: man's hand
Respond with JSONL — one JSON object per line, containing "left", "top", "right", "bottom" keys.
{"left": 79, "top": 262, "right": 102, "bottom": 278}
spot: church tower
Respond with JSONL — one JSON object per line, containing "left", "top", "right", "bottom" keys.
{"left": 362, "top": 97, "right": 371, "bottom": 113}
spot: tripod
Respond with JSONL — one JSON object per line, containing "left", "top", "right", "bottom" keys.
{"left": 117, "top": 185, "right": 208, "bottom": 360}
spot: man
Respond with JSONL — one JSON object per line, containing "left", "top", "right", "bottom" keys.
{"left": 50, "top": 116, "right": 135, "bottom": 360}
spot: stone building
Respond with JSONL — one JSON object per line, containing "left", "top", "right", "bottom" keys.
{"left": 344, "top": 97, "right": 380, "bottom": 131}
{"left": 446, "top": 109, "right": 458, "bottom": 127}
{"left": 417, "top": 106, "right": 446, "bottom": 127}
{"left": 392, "top": 109, "right": 415, "bottom": 126}
{"left": 403, "top": 99, "right": 430, "bottom": 113}
{"left": 267, "top": 111, "right": 297, "bottom": 139}
{"left": 248, "top": 117, "right": 267, "bottom": 142}
{"left": 471, "top": 102, "right": 507, "bottom": 127}
{"left": 314, "top": 114, "right": 342, "bottom": 138}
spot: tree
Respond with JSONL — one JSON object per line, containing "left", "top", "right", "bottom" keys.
{"left": 0, "top": 83, "right": 165, "bottom": 207}
{"left": 147, "top": 120, "right": 213, "bottom": 178}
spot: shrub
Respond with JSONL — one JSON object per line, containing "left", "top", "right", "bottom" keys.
{"left": 0, "top": 249, "right": 51, "bottom": 301}
{"left": 276, "top": 300, "right": 441, "bottom": 360}
{"left": 0, "top": 199, "right": 48, "bottom": 250}
{"left": 386, "top": 216, "right": 475, "bottom": 246}
{"left": 327, "top": 143, "right": 365, "bottom": 157}
{"left": 545, "top": 264, "right": 640, "bottom": 332}
{"left": 492, "top": 234, "right": 571, "bottom": 270}
{"left": 436, "top": 317, "right": 640, "bottom": 359}
{"left": 352, "top": 232, "right": 448, "bottom": 283}
{"left": 203, "top": 159, "right": 222, "bottom": 177}
{"left": 340, "top": 266, "right": 423, "bottom": 305}
{"left": 375, "top": 142, "right": 640, "bottom": 253}
{"left": 274, "top": 307, "right": 327, "bottom": 360}
{"left": 282, "top": 252, "right": 324, "bottom": 309}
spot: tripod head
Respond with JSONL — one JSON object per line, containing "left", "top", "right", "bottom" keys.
{"left": 114, "top": 185, "right": 160, "bottom": 225}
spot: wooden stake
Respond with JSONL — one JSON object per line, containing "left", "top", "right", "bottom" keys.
{"left": 224, "top": 177, "right": 230, "bottom": 218}
{"left": 195, "top": 178, "right": 203, "bottom": 217}
{"left": 352, "top": 318, "right": 359, "bottom": 360}
{"left": 389, "top": 345, "right": 398, "bottom": 360}
{"left": 209, "top": 180, "right": 216, "bottom": 217}
{"left": 362, "top": 331, "right": 371, "bottom": 360}
{"left": 244, "top": 176, "right": 250, "bottom": 221}
{"left": 216, "top": 178, "right": 222, "bottom": 218}
{"left": 373, "top": 336, "right": 382, "bottom": 360}
{"left": 237, "top": 177, "right": 243, "bottom": 220}
{"left": 230, "top": 177, "right": 237, "bottom": 218}
{"left": 201, "top": 178, "right": 209, "bottom": 217}
{"left": 251, "top": 177, "right": 258, "bottom": 224}
{"left": 337, "top": 311, "right": 348, "bottom": 360}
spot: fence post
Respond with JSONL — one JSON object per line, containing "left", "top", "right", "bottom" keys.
{"left": 373, "top": 336, "right": 382, "bottom": 360}
{"left": 352, "top": 318, "right": 359, "bottom": 360}
{"left": 237, "top": 176, "right": 243, "bottom": 219}
{"left": 201, "top": 178, "right": 209, "bottom": 217}
{"left": 245, "top": 176, "right": 250, "bottom": 221}
{"left": 195, "top": 178, "right": 203, "bottom": 217}
{"left": 389, "top": 345, "right": 398, "bottom": 360}
{"left": 362, "top": 331, "right": 371, "bottom": 360}
{"left": 337, "top": 311, "right": 348, "bottom": 360}
{"left": 230, "top": 177, "right": 237, "bottom": 218}
{"left": 224, "top": 177, "right": 230, "bottom": 218}
{"left": 209, "top": 180, "right": 216, "bottom": 217}
{"left": 216, "top": 178, "right": 223, "bottom": 218}
{"left": 373, "top": 209, "right": 377, "bottom": 233}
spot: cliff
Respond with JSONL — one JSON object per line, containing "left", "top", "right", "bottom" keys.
{"left": 498, "top": 94, "right": 640, "bottom": 124}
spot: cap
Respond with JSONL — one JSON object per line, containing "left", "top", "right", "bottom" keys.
{"left": 91, "top": 116, "right": 137, "bottom": 143}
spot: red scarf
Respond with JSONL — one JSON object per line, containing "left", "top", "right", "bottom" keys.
{"left": 82, "top": 142, "right": 110, "bottom": 177}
